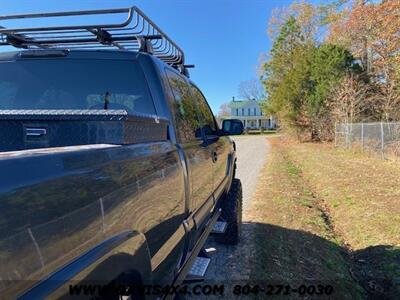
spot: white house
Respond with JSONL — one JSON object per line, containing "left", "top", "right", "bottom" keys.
{"left": 228, "top": 97, "right": 276, "bottom": 129}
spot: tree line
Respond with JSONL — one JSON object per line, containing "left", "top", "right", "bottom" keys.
{"left": 261, "top": 0, "right": 400, "bottom": 141}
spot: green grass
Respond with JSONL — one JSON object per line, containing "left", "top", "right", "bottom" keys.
{"left": 297, "top": 198, "right": 313, "bottom": 208}
{"left": 286, "top": 160, "right": 301, "bottom": 177}
{"left": 244, "top": 129, "right": 278, "bottom": 135}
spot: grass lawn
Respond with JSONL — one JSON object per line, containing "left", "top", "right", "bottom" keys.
{"left": 244, "top": 129, "right": 278, "bottom": 135}
{"left": 247, "top": 136, "right": 400, "bottom": 299}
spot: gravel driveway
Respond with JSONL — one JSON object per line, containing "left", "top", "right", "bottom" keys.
{"left": 198, "top": 135, "right": 270, "bottom": 289}
{"left": 233, "top": 135, "right": 270, "bottom": 209}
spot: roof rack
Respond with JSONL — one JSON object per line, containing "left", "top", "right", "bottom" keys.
{"left": 0, "top": 7, "right": 194, "bottom": 76}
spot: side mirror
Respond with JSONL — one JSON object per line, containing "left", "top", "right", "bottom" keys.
{"left": 221, "top": 119, "right": 244, "bottom": 135}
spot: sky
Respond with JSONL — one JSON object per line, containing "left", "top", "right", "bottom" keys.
{"left": 0, "top": 0, "right": 319, "bottom": 114}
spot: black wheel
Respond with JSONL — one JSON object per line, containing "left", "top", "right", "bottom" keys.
{"left": 215, "top": 178, "right": 242, "bottom": 245}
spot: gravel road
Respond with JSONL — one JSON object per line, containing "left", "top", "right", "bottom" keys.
{"left": 198, "top": 135, "right": 270, "bottom": 288}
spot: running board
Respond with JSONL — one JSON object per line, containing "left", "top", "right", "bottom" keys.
{"left": 187, "top": 256, "right": 211, "bottom": 278}
{"left": 211, "top": 220, "right": 227, "bottom": 234}
{"left": 185, "top": 248, "right": 211, "bottom": 282}
{"left": 169, "top": 209, "right": 220, "bottom": 298}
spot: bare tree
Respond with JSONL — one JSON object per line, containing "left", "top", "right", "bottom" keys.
{"left": 238, "top": 79, "right": 265, "bottom": 100}
{"left": 217, "top": 103, "right": 231, "bottom": 118}
{"left": 330, "top": 74, "right": 374, "bottom": 125}
{"left": 375, "top": 72, "right": 400, "bottom": 122}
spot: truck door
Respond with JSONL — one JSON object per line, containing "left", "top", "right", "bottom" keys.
{"left": 165, "top": 70, "right": 214, "bottom": 228}
{"left": 189, "top": 84, "right": 231, "bottom": 200}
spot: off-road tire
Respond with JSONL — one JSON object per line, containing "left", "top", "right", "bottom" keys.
{"left": 216, "top": 178, "right": 242, "bottom": 245}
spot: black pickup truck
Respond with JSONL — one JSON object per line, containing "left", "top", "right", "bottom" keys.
{"left": 0, "top": 7, "right": 244, "bottom": 299}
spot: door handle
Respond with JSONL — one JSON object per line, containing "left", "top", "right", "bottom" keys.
{"left": 211, "top": 151, "right": 218, "bottom": 163}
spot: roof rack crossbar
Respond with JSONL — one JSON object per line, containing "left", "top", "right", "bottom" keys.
{"left": 5, "top": 34, "right": 162, "bottom": 46}
{"left": 0, "top": 8, "right": 131, "bottom": 20}
{"left": 0, "top": 6, "right": 192, "bottom": 75}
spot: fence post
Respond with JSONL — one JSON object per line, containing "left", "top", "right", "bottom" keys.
{"left": 361, "top": 123, "right": 364, "bottom": 152}
{"left": 346, "top": 123, "right": 350, "bottom": 149}
{"left": 334, "top": 122, "right": 337, "bottom": 147}
{"left": 380, "top": 122, "right": 384, "bottom": 159}
{"left": 350, "top": 123, "right": 353, "bottom": 148}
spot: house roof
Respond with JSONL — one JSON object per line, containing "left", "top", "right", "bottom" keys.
{"left": 229, "top": 100, "right": 247, "bottom": 109}
{"left": 228, "top": 99, "right": 266, "bottom": 109}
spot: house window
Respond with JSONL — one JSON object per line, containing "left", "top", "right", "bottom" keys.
{"left": 236, "top": 108, "right": 238, "bottom": 116}
{"left": 254, "top": 108, "right": 256, "bottom": 115}
{"left": 248, "top": 108, "right": 250, "bottom": 116}
{"left": 242, "top": 108, "right": 244, "bottom": 116}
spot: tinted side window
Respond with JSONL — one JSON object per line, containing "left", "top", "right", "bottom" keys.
{"left": 0, "top": 60, "right": 155, "bottom": 115}
{"left": 190, "top": 84, "right": 217, "bottom": 136}
{"left": 166, "top": 70, "right": 202, "bottom": 142}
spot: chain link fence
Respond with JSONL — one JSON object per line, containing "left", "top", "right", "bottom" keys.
{"left": 335, "top": 122, "right": 400, "bottom": 159}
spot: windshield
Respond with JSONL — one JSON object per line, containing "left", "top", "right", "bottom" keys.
{"left": 0, "top": 59, "right": 156, "bottom": 115}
